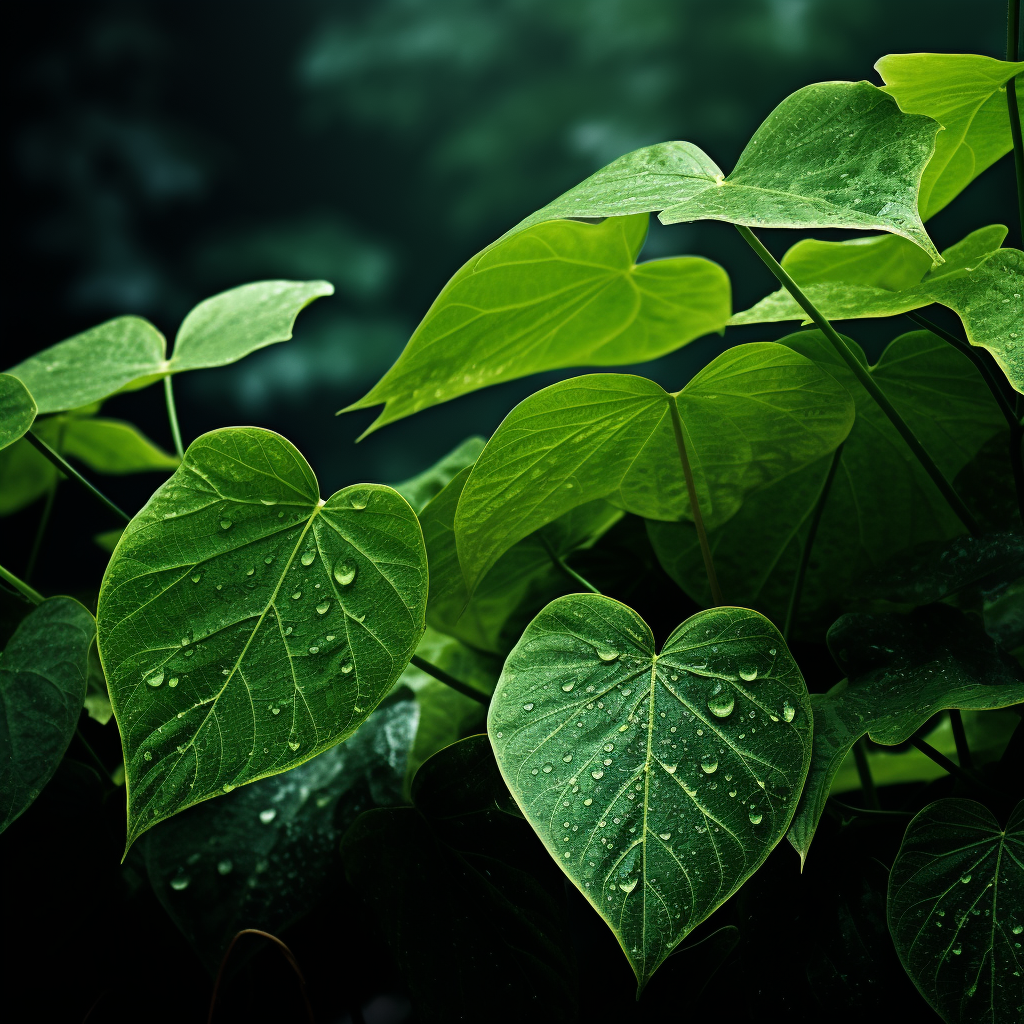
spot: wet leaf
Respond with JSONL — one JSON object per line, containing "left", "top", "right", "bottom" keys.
{"left": 488, "top": 594, "right": 811, "bottom": 989}
{"left": 0, "top": 374, "right": 36, "bottom": 451}
{"left": 96, "top": 426, "right": 427, "bottom": 848}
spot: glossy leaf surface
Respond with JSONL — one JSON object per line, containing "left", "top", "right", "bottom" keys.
{"left": 780, "top": 233, "right": 934, "bottom": 291}
{"left": 0, "top": 374, "right": 36, "bottom": 451}
{"left": 1, "top": 597, "right": 95, "bottom": 832}
{"left": 787, "top": 606, "right": 1024, "bottom": 865}
{"left": 346, "top": 215, "right": 729, "bottom": 432}
{"left": 489, "top": 595, "right": 811, "bottom": 988}
{"left": 888, "top": 798, "right": 1024, "bottom": 1023}
{"left": 455, "top": 343, "right": 854, "bottom": 590}
{"left": 96, "top": 427, "right": 427, "bottom": 847}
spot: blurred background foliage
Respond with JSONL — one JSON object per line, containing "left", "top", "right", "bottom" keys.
{"left": 4, "top": 0, "right": 1014, "bottom": 578}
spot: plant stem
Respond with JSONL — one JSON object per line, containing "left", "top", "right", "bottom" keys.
{"left": 25, "top": 479, "right": 57, "bottom": 583}
{"left": 783, "top": 442, "right": 843, "bottom": 639}
{"left": 668, "top": 397, "right": 724, "bottom": 605}
{"left": 24, "top": 430, "right": 130, "bottom": 524}
{"left": 852, "top": 738, "right": 881, "bottom": 810}
{"left": 736, "top": 225, "right": 981, "bottom": 536}
{"left": 0, "top": 563, "right": 44, "bottom": 604}
{"left": 410, "top": 654, "right": 490, "bottom": 706}
{"left": 538, "top": 533, "right": 601, "bottom": 594}
{"left": 164, "top": 376, "right": 185, "bottom": 459}
{"left": 948, "top": 709, "right": 973, "bottom": 770}
{"left": 75, "top": 728, "right": 114, "bottom": 782}
{"left": 1008, "top": 0, "right": 1023, "bottom": 244}
{"left": 909, "top": 735, "right": 988, "bottom": 792}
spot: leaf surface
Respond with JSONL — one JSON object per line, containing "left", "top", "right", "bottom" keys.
{"left": 488, "top": 595, "right": 811, "bottom": 989}
{"left": 0, "top": 374, "right": 36, "bottom": 451}
{"left": 781, "top": 233, "right": 934, "bottom": 291}
{"left": 96, "top": 426, "right": 427, "bottom": 847}
{"left": 1, "top": 597, "right": 95, "bottom": 832}
{"left": 390, "top": 435, "right": 486, "bottom": 513}
{"left": 888, "top": 798, "right": 1024, "bottom": 1023}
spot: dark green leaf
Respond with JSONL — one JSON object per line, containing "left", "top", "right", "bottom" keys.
{"left": 96, "top": 426, "right": 427, "bottom": 847}
{"left": 0, "top": 374, "right": 36, "bottom": 451}
{"left": 1, "top": 597, "right": 95, "bottom": 832}
{"left": 888, "top": 798, "right": 1024, "bottom": 1023}
{"left": 489, "top": 595, "right": 811, "bottom": 989}
{"left": 390, "top": 435, "right": 486, "bottom": 513}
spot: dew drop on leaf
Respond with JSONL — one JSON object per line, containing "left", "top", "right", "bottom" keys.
{"left": 316, "top": 600, "right": 330, "bottom": 615}
{"left": 170, "top": 875, "right": 190, "bottom": 891}
{"left": 739, "top": 666, "right": 758, "bottom": 681}
{"left": 145, "top": 669, "right": 164, "bottom": 688}
{"left": 707, "top": 691, "right": 735, "bottom": 718}
{"left": 333, "top": 561, "right": 357, "bottom": 586}
{"left": 220, "top": 520, "right": 232, "bottom": 530}
{"left": 259, "top": 809, "right": 276, "bottom": 824}
{"left": 700, "top": 755, "right": 718, "bottom": 774}
{"left": 782, "top": 701, "right": 796, "bottom": 723}
{"left": 217, "top": 859, "right": 233, "bottom": 875}
{"left": 748, "top": 811, "right": 763, "bottom": 825}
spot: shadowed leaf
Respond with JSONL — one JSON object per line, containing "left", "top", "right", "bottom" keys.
{"left": 0, "top": 374, "right": 37, "bottom": 451}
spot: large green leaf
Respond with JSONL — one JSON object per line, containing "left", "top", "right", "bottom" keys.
{"left": 780, "top": 233, "right": 935, "bottom": 291}
{"left": 96, "top": 426, "right": 427, "bottom": 847}
{"left": 1, "top": 597, "right": 95, "bottom": 833}
{"left": 648, "top": 330, "right": 1004, "bottom": 632}
{"left": 876, "top": 53, "right": 1024, "bottom": 219}
{"left": 5, "top": 280, "right": 332, "bottom": 414}
{"left": 346, "top": 215, "right": 730, "bottom": 432}
{"left": 488, "top": 595, "right": 811, "bottom": 990}
{"left": 786, "top": 606, "right": 1024, "bottom": 867}
{"left": 0, "top": 374, "right": 36, "bottom": 451}
{"left": 888, "top": 798, "right": 1024, "bottom": 1023}
{"left": 512, "top": 82, "right": 940, "bottom": 262}
{"left": 390, "top": 435, "right": 486, "bottom": 513}
{"left": 454, "top": 343, "right": 854, "bottom": 591}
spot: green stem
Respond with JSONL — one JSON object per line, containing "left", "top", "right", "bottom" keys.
{"left": 948, "top": 709, "right": 973, "bottom": 770}
{"left": 25, "top": 479, "right": 58, "bottom": 583}
{"left": 410, "top": 654, "right": 490, "bottom": 706}
{"left": 1008, "top": 0, "right": 1023, "bottom": 244}
{"left": 75, "top": 728, "right": 114, "bottom": 783}
{"left": 909, "top": 735, "right": 988, "bottom": 792}
{"left": 24, "top": 431, "right": 130, "bottom": 524}
{"left": 164, "top": 376, "right": 185, "bottom": 459}
{"left": 668, "top": 397, "right": 724, "bottom": 605}
{"left": 852, "top": 738, "right": 881, "bottom": 810}
{"left": 538, "top": 534, "right": 601, "bottom": 595}
{"left": 0, "top": 563, "right": 44, "bottom": 604}
{"left": 736, "top": 225, "right": 981, "bottom": 536}
{"left": 783, "top": 442, "right": 843, "bottom": 639}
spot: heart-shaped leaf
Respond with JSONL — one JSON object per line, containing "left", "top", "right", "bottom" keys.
{"left": 0, "top": 374, "right": 37, "bottom": 451}
{"left": 454, "top": 343, "right": 854, "bottom": 591}
{"left": 96, "top": 426, "right": 427, "bottom": 848}
{"left": 1, "top": 597, "right": 95, "bottom": 832}
{"left": 787, "top": 606, "right": 1024, "bottom": 866}
{"left": 888, "top": 798, "right": 1024, "bottom": 1023}
{"left": 346, "top": 215, "right": 730, "bottom": 433}
{"left": 488, "top": 594, "right": 812, "bottom": 989}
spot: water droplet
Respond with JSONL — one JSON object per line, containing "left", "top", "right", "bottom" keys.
{"left": 739, "top": 666, "right": 758, "bottom": 681}
{"left": 170, "top": 875, "right": 190, "bottom": 891}
{"left": 782, "top": 701, "right": 796, "bottom": 723}
{"left": 562, "top": 754, "right": 573, "bottom": 763}
{"left": 300, "top": 551, "right": 315, "bottom": 566}
{"left": 341, "top": 662, "right": 353, "bottom": 674}
{"left": 217, "top": 859, "right": 233, "bottom": 875}
{"left": 333, "top": 561, "right": 357, "bottom": 586}
{"left": 561, "top": 682, "right": 574, "bottom": 692}
{"left": 769, "top": 648, "right": 777, "bottom": 656}
{"left": 619, "top": 878, "right": 638, "bottom": 893}
{"left": 664, "top": 764, "right": 677, "bottom": 774}
{"left": 264, "top": 556, "right": 274, "bottom": 564}
{"left": 523, "top": 703, "right": 535, "bottom": 711}
{"left": 284, "top": 626, "right": 293, "bottom": 636}
{"left": 592, "top": 770, "right": 605, "bottom": 780}
{"left": 259, "top": 809, "right": 277, "bottom": 824}
{"left": 748, "top": 811, "right": 763, "bottom": 825}
{"left": 146, "top": 669, "right": 165, "bottom": 687}
{"left": 583, "top": 797, "right": 593, "bottom": 806}
{"left": 191, "top": 573, "right": 201, "bottom": 584}
{"left": 597, "top": 649, "right": 620, "bottom": 662}
{"left": 272, "top": 707, "right": 281, "bottom": 715}
{"left": 220, "top": 520, "right": 232, "bottom": 530}
{"left": 659, "top": 832, "right": 671, "bottom": 841}
{"left": 708, "top": 692, "right": 735, "bottom": 717}
{"left": 308, "top": 646, "right": 319, "bottom": 654}
{"left": 1013, "top": 924, "right": 1023, "bottom": 935}
{"left": 316, "top": 600, "right": 330, "bottom": 615}
{"left": 168, "top": 677, "right": 179, "bottom": 688}
{"left": 143, "top": 751, "right": 153, "bottom": 762}
{"left": 728, "top": 789, "right": 737, "bottom": 798}
{"left": 701, "top": 755, "right": 718, "bottom": 774}
{"left": 260, "top": 498, "right": 277, "bottom": 506}
{"left": 961, "top": 873, "right": 972, "bottom": 884}
{"left": 288, "top": 740, "right": 300, "bottom": 751}
{"left": 542, "top": 763, "right": 553, "bottom": 774}
{"left": 291, "top": 591, "right": 302, "bottom": 600}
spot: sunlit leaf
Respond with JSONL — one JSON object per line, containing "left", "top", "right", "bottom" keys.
{"left": 780, "top": 234, "right": 934, "bottom": 291}
{"left": 489, "top": 595, "right": 811, "bottom": 989}
{"left": 877, "top": 53, "right": 1024, "bottom": 218}
{"left": 787, "top": 606, "right": 1024, "bottom": 866}
{"left": 649, "top": 330, "right": 1004, "bottom": 631}
{"left": 0, "top": 374, "right": 36, "bottom": 451}
{"left": 454, "top": 344, "right": 852, "bottom": 591}
{"left": 888, "top": 798, "right": 1024, "bottom": 1023}
{"left": 1, "top": 597, "right": 95, "bottom": 833}
{"left": 96, "top": 426, "right": 427, "bottom": 848}
{"left": 346, "top": 215, "right": 729, "bottom": 432}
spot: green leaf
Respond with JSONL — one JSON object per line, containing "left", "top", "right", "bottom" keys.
{"left": 390, "top": 435, "right": 486, "bottom": 513}
{"left": 341, "top": 734, "right": 578, "bottom": 1023}
{"left": 781, "top": 234, "right": 934, "bottom": 291}
{"left": 0, "top": 374, "right": 36, "bottom": 451}
{"left": 787, "top": 606, "right": 1024, "bottom": 867}
{"left": 144, "top": 694, "right": 418, "bottom": 968}
{"left": 512, "top": 82, "right": 941, "bottom": 262}
{"left": 454, "top": 343, "right": 854, "bottom": 591}
{"left": 888, "top": 798, "right": 1024, "bottom": 1023}
{"left": 96, "top": 426, "right": 427, "bottom": 848}
{"left": 1, "top": 597, "right": 96, "bottom": 832}
{"left": 488, "top": 595, "right": 811, "bottom": 989}
{"left": 876, "top": 53, "right": 1024, "bottom": 219}
{"left": 84, "top": 647, "right": 114, "bottom": 726}
{"left": 346, "top": 215, "right": 730, "bottom": 432}
{"left": 648, "top": 330, "right": 1004, "bottom": 631}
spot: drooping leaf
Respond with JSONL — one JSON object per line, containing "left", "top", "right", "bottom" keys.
{"left": 876, "top": 53, "right": 1024, "bottom": 219}
{"left": 0, "top": 374, "right": 36, "bottom": 451}
{"left": 786, "top": 605, "right": 1024, "bottom": 866}
{"left": 390, "top": 435, "right": 486, "bottom": 513}
{"left": 512, "top": 82, "right": 941, "bottom": 262}
{"left": 96, "top": 426, "right": 427, "bottom": 847}
{"left": 346, "top": 215, "right": 730, "bottom": 431}
{"left": 888, "top": 798, "right": 1024, "bottom": 1023}
{"left": 341, "top": 734, "right": 579, "bottom": 1023}
{"left": 1, "top": 597, "right": 95, "bottom": 833}
{"left": 144, "top": 695, "right": 418, "bottom": 969}
{"left": 488, "top": 595, "right": 811, "bottom": 990}
{"left": 649, "top": 329, "right": 1004, "bottom": 633}
{"left": 454, "top": 343, "right": 854, "bottom": 591}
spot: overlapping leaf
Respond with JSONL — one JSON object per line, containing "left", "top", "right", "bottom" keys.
{"left": 888, "top": 798, "right": 1024, "bottom": 1023}
{"left": 96, "top": 426, "right": 427, "bottom": 847}
{"left": 0, "top": 374, "right": 37, "bottom": 451}
{"left": 454, "top": 342, "right": 854, "bottom": 591}
{"left": 488, "top": 595, "right": 811, "bottom": 989}
{"left": 787, "top": 606, "right": 1024, "bottom": 866}
{"left": 648, "top": 330, "right": 1004, "bottom": 631}
{"left": 346, "top": 215, "right": 730, "bottom": 432}
{"left": 1, "top": 597, "right": 95, "bottom": 832}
